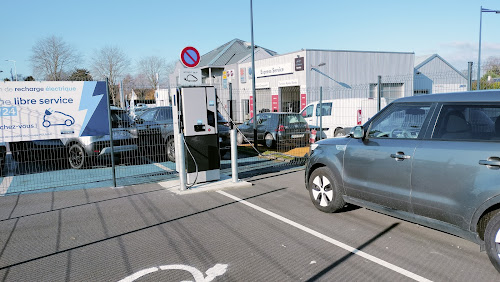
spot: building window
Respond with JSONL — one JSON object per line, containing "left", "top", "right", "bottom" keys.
{"left": 414, "top": 89, "right": 429, "bottom": 95}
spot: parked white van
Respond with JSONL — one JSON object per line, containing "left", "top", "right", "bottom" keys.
{"left": 299, "top": 98, "right": 387, "bottom": 138}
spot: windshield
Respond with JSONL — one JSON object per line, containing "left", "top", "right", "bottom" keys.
{"left": 279, "top": 114, "right": 307, "bottom": 124}
{"left": 111, "top": 110, "right": 133, "bottom": 128}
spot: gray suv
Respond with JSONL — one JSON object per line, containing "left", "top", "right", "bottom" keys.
{"left": 305, "top": 90, "right": 500, "bottom": 272}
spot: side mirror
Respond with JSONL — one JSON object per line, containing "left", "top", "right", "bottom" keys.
{"left": 351, "top": 126, "right": 364, "bottom": 139}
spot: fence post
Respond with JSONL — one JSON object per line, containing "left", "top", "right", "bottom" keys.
{"left": 319, "top": 86, "right": 323, "bottom": 140}
{"left": 377, "top": 75, "right": 382, "bottom": 112}
{"left": 467, "top": 62, "right": 473, "bottom": 91}
{"left": 105, "top": 78, "right": 117, "bottom": 187}
{"left": 230, "top": 129, "right": 238, "bottom": 183}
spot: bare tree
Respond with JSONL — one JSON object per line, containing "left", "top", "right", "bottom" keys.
{"left": 137, "top": 56, "right": 167, "bottom": 90}
{"left": 164, "top": 60, "right": 177, "bottom": 88}
{"left": 91, "top": 46, "right": 130, "bottom": 105}
{"left": 29, "top": 35, "right": 80, "bottom": 81}
{"left": 484, "top": 56, "right": 500, "bottom": 77}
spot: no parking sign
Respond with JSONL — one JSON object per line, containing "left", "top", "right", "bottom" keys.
{"left": 180, "top": 46, "right": 200, "bottom": 68}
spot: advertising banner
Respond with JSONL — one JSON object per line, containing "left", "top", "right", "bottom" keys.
{"left": 0, "top": 81, "right": 109, "bottom": 142}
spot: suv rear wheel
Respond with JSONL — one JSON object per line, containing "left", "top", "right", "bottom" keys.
{"left": 485, "top": 211, "right": 500, "bottom": 272}
{"left": 308, "top": 167, "right": 345, "bottom": 213}
{"left": 264, "top": 133, "right": 275, "bottom": 149}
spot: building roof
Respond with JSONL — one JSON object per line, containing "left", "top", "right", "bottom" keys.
{"left": 414, "top": 54, "right": 467, "bottom": 79}
{"left": 198, "top": 38, "right": 277, "bottom": 68}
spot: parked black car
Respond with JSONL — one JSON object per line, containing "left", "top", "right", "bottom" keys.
{"left": 237, "top": 112, "right": 310, "bottom": 148}
{"left": 134, "top": 106, "right": 231, "bottom": 162}
{"left": 305, "top": 90, "right": 500, "bottom": 272}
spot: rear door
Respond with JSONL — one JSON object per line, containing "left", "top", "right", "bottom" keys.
{"left": 411, "top": 103, "right": 500, "bottom": 230}
{"left": 343, "top": 103, "right": 432, "bottom": 212}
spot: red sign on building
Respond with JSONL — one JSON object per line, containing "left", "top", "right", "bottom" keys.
{"left": 357, "top": 109, "right": 362, "bottom": 125}
{"left": 272, "top": 95, "right": 279, "bottom": 112}
{"left": 249, "top": 96, "right": 253, "bottom": 118}
{"left": 300, "top": 94, "right": 307, "bottom": 110}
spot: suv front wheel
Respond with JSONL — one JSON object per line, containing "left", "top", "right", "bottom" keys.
{"left": 308, "top": 167, "right": 345, "bottom": 213}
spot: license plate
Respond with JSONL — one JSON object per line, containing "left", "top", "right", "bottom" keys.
{"left": 291, "top": 134, "right": 304, "bottom": 138}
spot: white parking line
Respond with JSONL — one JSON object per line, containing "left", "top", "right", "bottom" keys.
{"left": 217, "top": 191, "right": 432, "bottom": 282}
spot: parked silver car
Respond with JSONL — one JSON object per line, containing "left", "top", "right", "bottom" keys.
{"left": 10, "top": 107, "right": 138, "bottom": 169}
{"left": 305, "top": 90, "right": 500, "bottom": 272}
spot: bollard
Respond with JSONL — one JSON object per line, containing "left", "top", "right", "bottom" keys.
{"left": 230, "top": 129, "right": 238, "bottom": 183}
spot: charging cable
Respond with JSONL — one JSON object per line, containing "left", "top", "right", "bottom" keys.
{"left": 183, "top": 137, "right": 198, "bottom": 188}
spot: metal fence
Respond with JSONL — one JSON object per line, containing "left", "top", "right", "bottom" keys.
{"left": 0, "top": 70, "right": 474, "bottom": 195}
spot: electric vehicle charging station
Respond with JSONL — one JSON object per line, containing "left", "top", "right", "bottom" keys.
{"left": 173, "top": 86, "right": 221, "bottom": 186}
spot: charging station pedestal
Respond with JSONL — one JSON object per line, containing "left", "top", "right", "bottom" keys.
{"left": 173, "top": 86, "right": 220, "bottom": 184}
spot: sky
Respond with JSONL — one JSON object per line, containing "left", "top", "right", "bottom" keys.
{"left": 1, "top": 0, "right": 500, "bottom": 80}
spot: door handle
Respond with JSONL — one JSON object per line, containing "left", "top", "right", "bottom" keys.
{"left": 479, "top": 157, "right": 500, "bottom": 167}
{"left": 390, "top": 152, "right": 411, "bottom": 161}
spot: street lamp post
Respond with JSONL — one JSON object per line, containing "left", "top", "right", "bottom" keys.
{"left": 477, "top": 6, "right": 500, "bottom": 90}
{"left": 5, "top": 60, "right": 17, "bottom": 81}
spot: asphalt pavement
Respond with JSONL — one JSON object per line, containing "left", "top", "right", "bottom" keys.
{"left": 0, "top": 169, "right": 499, "bottom": 281}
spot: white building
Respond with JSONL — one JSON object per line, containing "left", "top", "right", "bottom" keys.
{"left": 219, "top": 49, "right": 414, "bottom": 122}
{"left": 414, "top": 54, "right": 468, "bottom": 95}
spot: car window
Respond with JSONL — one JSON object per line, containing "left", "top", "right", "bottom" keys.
{"left": 432, "top": 104, "right": 500, "bottom": 141}
{"left": 280, "top": 114, "right": 307, "bottom": 125}
{"left": 111, "top": 110, "right": 133, "bottom": 128}
{"left": 316, "top": 102, "right": 332, "bottom": 116}
{"left": 257, "top": 114, "right": 272, "bottom": 125}
{"left": 217, "top": 112, "right": 228, "bottom": 123}
{"left": 367, "top": 104, "right": 431, "bottom": 139}
{"left": 138, "top": 109, "right": 157, "bottom": 122}
{"left": 157, "top": 108, "right": 172, "bottom": 121}
{"left": 301, "top": 105, "right": 314, "bottom": 118}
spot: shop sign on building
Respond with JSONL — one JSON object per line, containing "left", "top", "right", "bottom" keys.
{"left": 255, "top": 82, "right": 270, "bottom": 89}
{"left": 222, "top": 71, "right": 228, "bottom": 89}
{"left": 240, "top": 68, "right": 247, "bottom": 83}
{"left": 295, "top": 57, "right": 304, "bottom": 71}
{"left": 256, "top": 63, "right": 293, "bottom": 78}
{"left": 278, "top": 80, "right": 299, "bottom": 87}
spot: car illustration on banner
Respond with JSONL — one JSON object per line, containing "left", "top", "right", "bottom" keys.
{"left": 42, "top": 108, "right": 75, "bottom": 128}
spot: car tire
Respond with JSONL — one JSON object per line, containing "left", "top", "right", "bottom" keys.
{"left": 166, "top": 138, "right": 176, "bottom": 162}
{"left": 264, "top": 133, "right": 275, "bottom": 149}
{"left": 308, "top": 167, "right": 345, "bottom": 213}
{"left": 484, "top": 210, "right": 500, "bottom": 272}
{"left": 68, "top": 143, "right": 87, "bottom": 169}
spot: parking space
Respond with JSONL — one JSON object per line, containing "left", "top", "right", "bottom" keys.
{"left": 0, "top": 170, "right": 498, "bottom": 281}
